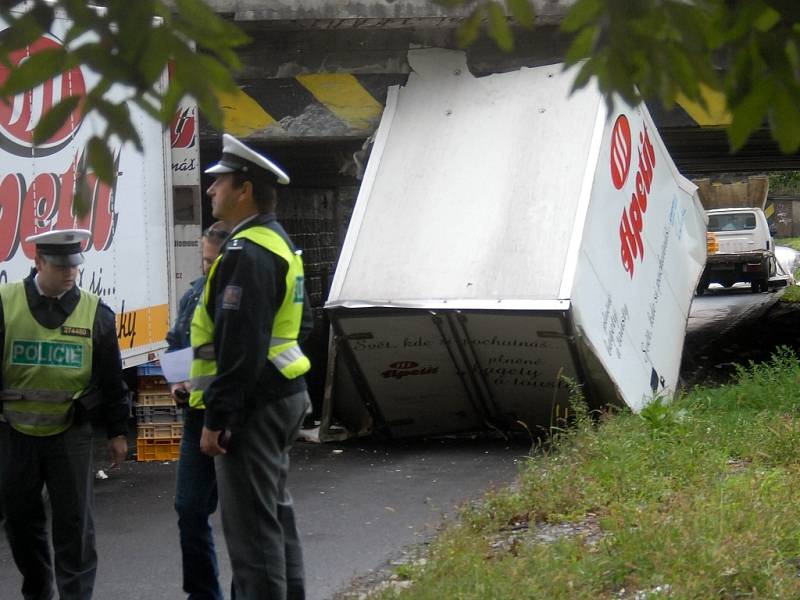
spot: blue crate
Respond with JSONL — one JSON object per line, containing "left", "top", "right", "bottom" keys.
{"left": 137, "top": 362, "right": 163, "bottom": 376}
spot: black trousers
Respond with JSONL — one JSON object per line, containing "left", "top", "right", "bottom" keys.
{"left": 0, "top": 420, "right": 96, "bottom": 600}
{"left": 217, "top": 391, "right": 309, "bottom": 600}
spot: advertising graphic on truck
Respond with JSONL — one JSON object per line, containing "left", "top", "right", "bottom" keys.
{"left": 0, "top": 11, "right": 202, "bottom": 368}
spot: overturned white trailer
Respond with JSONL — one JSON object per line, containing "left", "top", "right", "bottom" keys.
{"left": 322, "top": 49, "right": 707, "bottom": 440}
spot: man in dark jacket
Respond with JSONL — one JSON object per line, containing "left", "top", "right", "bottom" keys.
{"left": 168, "top": 222, "right": 228, "bottom": 600}
{"left": 0, "top": 228, "right": 128, "bottom": 600}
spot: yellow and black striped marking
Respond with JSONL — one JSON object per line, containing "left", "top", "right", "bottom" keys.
{"left": 218, "top": 73, "right": 407, "bottom": 139}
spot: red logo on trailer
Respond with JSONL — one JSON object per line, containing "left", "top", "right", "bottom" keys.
{"left": 610, "top": 115, "right": 632, "bottom": 190}
{"left": 170, "top": 106, "right": 196, "bottom": 149}
{"left": 618, "top": 121, "right": 657, "bottom": 278}
{"left": 381, "top": 361, "right": 439, "bottom": 380}
{"left": 0, "top": 34, "right": 86, "bottom": 156}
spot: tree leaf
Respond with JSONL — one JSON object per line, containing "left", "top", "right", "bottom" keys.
{"left": 507, "top": 0, "right": 535, "bottom": 29}
{"left": 769, "top": 85, "right": 800, "bottom": 153}
{"left": 0, "top": 9, "right": 50, "bottom": 55}
{"left": 92, "top": 96, "right": 142, "bottom": 150}
{"left": 487, "top": 2, "right": 513, "bottom": 52}
{"left": 564, "top": 25, "right": 597, "bottom": 65}
{"left": 728, "top": 79, "right": 774, "bottom": 151}
{"left": 0, "top": 47, "right": 67, "bottom": 96}
{"left": 87, "top": 136, "right": 115, "bottom": 185}
{"left": 457, "top": 7, "right": 484, "bottom": 48}
{"left": 175, "top": 0, "right": 250, "bottom": 49}
{"left": 562, "top": 0, "right": 602, "bottom": 33}
{"left": 753, "top": 6, "right": 780, "bottom": 33}
{"left": 32, "top": 95, "right": 81, "bottom": 144}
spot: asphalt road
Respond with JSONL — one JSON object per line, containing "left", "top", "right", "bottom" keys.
{"left": 0, "top": 286, "right": 780, "bottom": 600}
{"left": 0, "top": 435, "right": 527, "bottom": 600}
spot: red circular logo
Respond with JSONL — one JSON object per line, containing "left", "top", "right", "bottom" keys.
{"left": 0, "top": 35, "right": 86, "bottom": 157}
{"left": 610, "top": 114, "right": 632, "bottom": 190}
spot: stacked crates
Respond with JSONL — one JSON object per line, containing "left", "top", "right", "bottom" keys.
{"left": 135, "top": 362, "right": 183, "bottom": 462}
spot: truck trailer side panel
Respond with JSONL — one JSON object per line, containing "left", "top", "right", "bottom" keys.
{"left": 0, "top": 11, "right": 179, "bottom": 368}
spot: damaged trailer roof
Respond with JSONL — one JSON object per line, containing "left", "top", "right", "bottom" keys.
{"left": 329, "top": 49, "right": 605, "bottom": 309}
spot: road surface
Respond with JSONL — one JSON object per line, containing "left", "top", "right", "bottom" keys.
{"left": 0, "top": 286, "right": 783, "bottom": 600}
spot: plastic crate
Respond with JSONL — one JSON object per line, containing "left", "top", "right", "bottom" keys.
{"left": 137, "top": 392, "right": 175, "bottom": 407}
{"left": 138, "top": 375, "right": 168, "bottom": 391}
{"left": 137, "top": 362, "right": 163, "bottom": 376}
{"left": 137, "top": 423, "right": 183, "bottom": 439}
{"left": 136, "top": 438, "right": 180, "bottom": 462}
{"left": 135, "top": 405, "right": 183, "bottom": 424}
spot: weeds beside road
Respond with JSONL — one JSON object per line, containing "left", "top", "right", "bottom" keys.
{"left": 372, "top": 348, "right": 800, "bottom": 599}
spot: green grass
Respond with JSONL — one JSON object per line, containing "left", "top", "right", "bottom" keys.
{"left": 375, "top": 348, "right": 800, "bottom": 599}
{"left": 781, "top": 285, "right": 800, "bottom": 303}
{"left": 776, "top": 237, "right": 800, "bottom": 252}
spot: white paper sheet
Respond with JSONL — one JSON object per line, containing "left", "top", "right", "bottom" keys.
{"left": 158, "top": 347, "right": 193, "bottom": 383}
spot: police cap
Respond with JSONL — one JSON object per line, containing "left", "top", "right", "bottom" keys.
{"left": 205, "top": 133, "right": 290, "bottom": 185}
{"left": 26, "top": 229, "right": 91, "bottom": 267}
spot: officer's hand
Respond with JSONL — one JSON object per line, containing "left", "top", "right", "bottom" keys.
{"left": 108, "top": 434, "right": 128, "bottom": 468}
{"left": 200, "top": 426, "right": 227, "bottom": 456}
{"left": 170, "top": 382, "right": 191, "bottom": 407}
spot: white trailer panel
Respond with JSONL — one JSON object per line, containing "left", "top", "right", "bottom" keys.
{"left": 324, "top": 50, "right": 707, "bottom": 439}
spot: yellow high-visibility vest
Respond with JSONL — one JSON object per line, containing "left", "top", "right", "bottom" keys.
{"left": 189, "top": 225, "right": 310, "bottom": 409}
{"left": 0, "top": 282, "right": 97, "bottom": 436}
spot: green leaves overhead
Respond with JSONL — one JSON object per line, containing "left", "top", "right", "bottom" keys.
{"left": 444, "top": 0, "right": 536, "bottom": 50}
{"left": 1, "top": 47, "right": 68, "bottom": 95}
{"left": 31, "top": 95, "right": 81, "bottom": 145}
{"left": 447, "top": 0, "right": 800, "bottom": 155}
{"left": 0, "top": 0, "right": 249, "bottom": 187}
{"left": 508, "top": 0, "right": 535, "bottom": 29}
{"left": 87, "top": 135, "right": 115, "bottom": 185}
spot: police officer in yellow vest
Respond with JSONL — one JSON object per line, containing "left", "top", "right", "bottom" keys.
{"left": 193, "top": 134, "right": 312, "bottom": 600}
{"left": 0, "top": 229, "right": 129, "bottom": 600}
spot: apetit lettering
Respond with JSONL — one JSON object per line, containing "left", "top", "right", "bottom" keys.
{"left": 381, "top": 360, "right": 438, "bottom": 380}
{"left": 612, "top": 116, "right": 657, "bottom": 279}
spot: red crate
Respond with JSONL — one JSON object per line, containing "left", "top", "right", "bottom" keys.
{"left": 136, "top": 438, "right": 180, "bottom": 462}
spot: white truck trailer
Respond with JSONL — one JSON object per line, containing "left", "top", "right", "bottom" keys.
{"left": 0, "top": 10, "right": 202, "bottom": 369}
{"left": 322, "top": 49, "right": 708, "bottom": 440}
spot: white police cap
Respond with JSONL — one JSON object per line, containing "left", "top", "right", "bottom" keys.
{"left": 205, "top": 133, "right": 290, "bottom": 185}
{"left": 26, "top": 229, "right": 91, "bottom": 267}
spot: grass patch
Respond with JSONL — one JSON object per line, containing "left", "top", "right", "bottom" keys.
{"left": 776, "top": 237, "right": 800, "bottom": 252}
{"left": 375, "top": 348, "right": 800, "bottom": 599}
{"left": 780, "top": 285, "right": 800, "bottom": 303}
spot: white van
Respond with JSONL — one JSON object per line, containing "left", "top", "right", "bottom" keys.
{"left": 699, "top": 207, "right": 779, "bottom": 293}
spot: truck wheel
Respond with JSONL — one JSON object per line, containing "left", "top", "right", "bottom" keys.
{"left": 751, "top": 279, "right": 766, "bottom": 293}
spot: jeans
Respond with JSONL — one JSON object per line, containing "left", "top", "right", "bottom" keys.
{"left": 175, "top": 408, "right": 222, "bottom": 600}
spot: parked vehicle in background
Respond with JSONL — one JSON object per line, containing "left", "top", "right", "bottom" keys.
{"left": 697, "top": 207, "right": 783, "bottom": 294}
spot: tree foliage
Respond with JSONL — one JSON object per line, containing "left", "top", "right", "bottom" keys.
{"left": 445, "top": 0, "right": 800, "bottom": 155}
{"left": 0, "top": 0, "right": 249, "bottom": 183}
